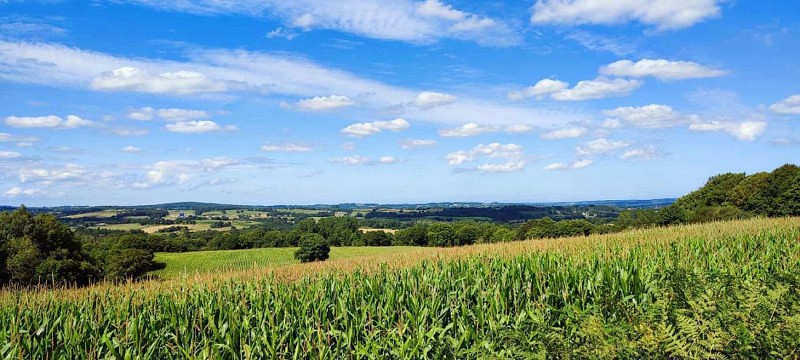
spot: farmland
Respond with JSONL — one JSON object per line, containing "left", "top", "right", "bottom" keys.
{"left": 152, "top": 246, "right": 420, "bottom": 279}
{"left": 1, "top": 217, "right": 798, "bottom": 358}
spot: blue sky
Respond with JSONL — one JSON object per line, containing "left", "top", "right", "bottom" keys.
{"left": 0, "top": 0, "right": 798, "bottom": 206}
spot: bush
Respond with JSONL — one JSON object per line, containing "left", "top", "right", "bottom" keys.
{"left": 294, "top": 233, "right": 330, "bottom": 263}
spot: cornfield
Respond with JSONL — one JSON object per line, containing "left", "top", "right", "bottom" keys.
{"left": 1, "top": 218, "right": 798, "bottom": 359}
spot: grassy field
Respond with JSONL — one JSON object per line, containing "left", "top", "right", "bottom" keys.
{"left": 64, "top": 210, "right": 121, "bottom": 219}
{"left": 152, "top": 246, "right": 420, "bottom": 279}
{"left": 2, "top": 218, "right": 799, "bottom": 358}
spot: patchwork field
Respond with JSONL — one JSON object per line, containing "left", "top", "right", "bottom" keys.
{"left": 2, "top": 217, "right": 799, "bottom": 358}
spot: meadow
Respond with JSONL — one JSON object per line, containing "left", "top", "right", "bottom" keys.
{"left": 152, "top": 246, "right": 420, "bottom": 279}
{"left": 0, "top": 217, "right": 798, "bottom": 358}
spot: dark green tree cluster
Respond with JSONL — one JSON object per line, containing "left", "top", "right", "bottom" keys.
{"left": 83, "top": 233, "right": 163, "bottom": 280}
{"left": 394, "top": 221, "right": 516, "bottom": 247}
{"left": 294, "top": 233, "right": 330, "bottom": 262}
{"left": 0, "top": 207, "right": 99, "bottom": 286}
{"left": 673, "top": 164, "right": 800, "bottom": 221}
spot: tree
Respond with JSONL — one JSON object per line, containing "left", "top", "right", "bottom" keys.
{"left": 361, "top": 231, "right": 392, "bottom": 246}
{"left": 294, "top": 233, "right": 330, "bottom": 262}
{"left": 426, "top": 223, "right": 455, "bottom": 247}
{"left": 105, "top": 249, "right": 156, "bottom": 280}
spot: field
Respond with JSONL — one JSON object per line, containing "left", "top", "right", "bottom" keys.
{"left": 1, "top": 218, "right": 799, "bottom": 358}
{"left": 64, "top": 210, "right": 122, "bottom": 219}
{"left": 153, "top": 246, "right": 420, "bottom": 279}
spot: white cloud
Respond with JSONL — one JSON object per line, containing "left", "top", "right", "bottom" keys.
{"left": 770, "top": 95, "right": 800, "bottom": 114}
{"left": 341, "top": 142, "right": 357, "bottom": 151}
{"left": 19, "top": 164, "right": 89, "bottom": 185}
{"left": 295, "top": 95, "right": 355, "bottom": 111}
{"left": 0, "top": 40, "right": 589, "bottom": 128}
{"left": 122, "top": 0, "right": 520, "bottom": 47}
{"left": 4, "top": 186, "right": 42, "bottom": 198}
{"left": 328, "top": 155, "right": 372, "bottom": 166}
{"left": 91, "top": 67, "right": 230, "bottom": 95}
{"left": 261, "top": 143, "right": 314, "bottom": 152}
{"left": 110, "top": 127, "right": 149, "bottom": 136}
{"left": 412, "top": 91, "right": 457, "bottom": 109}
{"left": 601, "top": 119, "right": 622, "bottom": 129}
{"left": 541, "top": 127, "right": 588, "bottom": 140}
{"left": 378, "top": 156, "right": 400, "bottom": 164}
{"left": 439, "top": 122, "right": 498, "bottom": 137}
{"left": 133, "top": 157, "right": 241, "bottom": 188}
{"left": 267, "top": 27, "right": 299, "bottom": 40}
{"left": 341, "top": 118, "right": 410, "bottom": 137}
{"left": 504, "top": 124, "right": 534, "bottom": 134}
{"left": 689, "top": 121, "right": 767, "bottom": 142}
{"left": 5, "top": 115, "right": 94, "bottom": 129}
{"left": 531, "top": 0, "right": 723, "bottom": 31}
{"left": 508, "top": 79, "right": 568, "bottom": 100}
{"left": 544, "top": 159, "right": 593, "bottom": 170}
{"left": 571, "top": 159, "right": 593, "bottom": 169}
{"left": 400, "top": 138, "right": 437, "bottom": 149}
{"left": 577, "top": 138, "right": 631, "bottom": 156}
{"left": 121, "top": 146, "right": 141, "bottom": 153}
{"left": 601, "top": 59, "right": 725, "bottom": 81}
{"left": 620, "top": 145, "right": 661, "bottom": 160}
{"left": 511, "top": 77, "right": 641, "bottom": 101}
{"left": 127, "top": 107, "right": 211, "bottom": 121}
{"left": 552, "top": 77, "right": 641, "bottom": 101}
{"left": 447, "top": 143, "right": 526, "bottom": 172}
{"left": 477, "top": 160, "right": 525, "bottom": 173}
{"left": 165, "top": 120, "right": 224, "bottom": 134}
{"left": 544, "top": 162, "right": 568, "bottom": 171}
{"left": 603, "top": 104, "right": 698, "bottom": 128}
{"left": 0, "top": 132, "right": 39, "bottom": 144}
{"left": 0, "top": 151, "right": 22, "bottom": 159}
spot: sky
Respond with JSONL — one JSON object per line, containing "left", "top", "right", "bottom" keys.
{"left": 0, "top": 0, "right": 798, "bottom": 206}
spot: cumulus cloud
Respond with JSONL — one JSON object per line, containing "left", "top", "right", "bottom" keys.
{"left": 121, "top": 146, "right": 141, "bottom": 153}
{"left": 504, "top": 124, "right": 534, "bottom": 134}
{"left": 508, "top": 79, "right": 568, "bottom": 100}
{"left": 620, "top": 145, "right": 662, "bottom": 160}
{"left": 531, "top": 0, "right": 723, "bottom": 31}
{"left": 603, "top": 104, "right": 699, "bottom": 128}
{"left": 133, "top": 157, "right": 241, "bottom": 188}
{"left": 541, "top": 127, "right": 588, "bottom": 140}
{"left": 128, "top": 107, "right": 210, "bottom": 121}
{"left": 447, "top": 143, "right": 526, "bottom": 172}
{"left": 511, "top": 77, "right": 641, "bottom": 101}
{"left": 577, "top": 138, "right": 631, "bottom": 156}
{"left": 378, "top": 156, "right": 400, "bottom": 164}
{"left": 329, "top": 155, "right": 371, "bottom": 165}
{"left": 689, "top": 121, "right": 767, "bottom": 142}
{"left": 601, "top": 59, "right": 725, "bottom": 81}
{"left": 439, "top": 123, "right": 498, "bottom": 137}
{"left": 544, "top": 159, "right": 593, "bottom": 170}
{"left": 295, "top": 95, "right": 355, "bottom": 111}
{"left": 0, "top": 132, "right": 39, "bottom": 145}
{"left": 5, "top": 115, "right": 94, "bottom": 129}
{"left": 110, "top": 127, "right": 149, "bottom": 136}
{"left": 4, "top": 186, "right": 43, "bottom": 198}
{"left": 91, "top": 67, "right": 230, "bottom": 95}
{"left": 0, "top": 151, "right": 22, "bottom": 159}
{"left": 770, "top": 95, "right": 800, "bottom": 114}
{"left": 400, "top": 138, "right": 437, "bottom": 149}
{"left": 165, "top": 120, "right": 235, "bottom": 134}
{"left": 261, "top": 143, "right": 315, "bottom": 152}
{"left": 412, "top": 91, "right": 457, "bottom": 109}
{"left": 341, "top": 118, "right": 410, "bottom": 137}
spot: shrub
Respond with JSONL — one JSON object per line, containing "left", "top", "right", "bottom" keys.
{"left": 294, "top": 233, "right": 330, "bottom": 263}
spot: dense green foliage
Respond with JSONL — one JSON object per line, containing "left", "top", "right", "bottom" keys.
{"left": 1, "top": 220, "right": 798, "bottom": 358}
{"left": 293, "top": 233, "right": 330, "bottom": 263}
{"left": 673, "top": 163, "right": 800, "bottom": 221}
{"left": 0, "top": 207, "right": 98, "bottom": 286}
